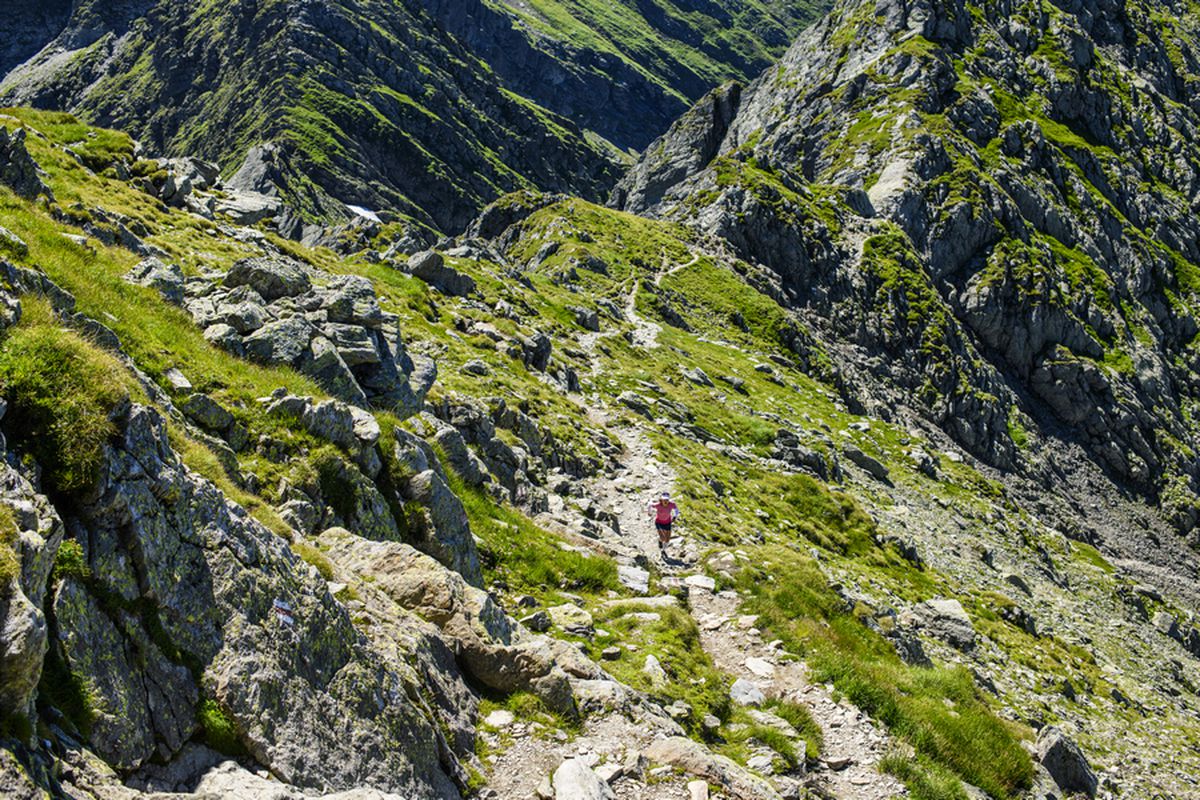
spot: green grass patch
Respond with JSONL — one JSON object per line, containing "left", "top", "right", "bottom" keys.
{"left": 448, "top": 470, "right": 618, "bottom": 597}
{"left": 0, "top": 297, "right": 131, "bottom": 493}
{"left": 881, "top": 750, "right": 969, "bottom": 800}
{"left": 737, "top": 547, "right": 1033, "bottom": 797}
{"left": 589, "top": 602, "right": 730, "bottom": 737}
{"left": 196, "top": 698, "right": 246, "bottom": 756}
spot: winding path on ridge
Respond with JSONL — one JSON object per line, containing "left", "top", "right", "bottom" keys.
{"left": 565, "top": 246, "right": 907, "bottom": 799}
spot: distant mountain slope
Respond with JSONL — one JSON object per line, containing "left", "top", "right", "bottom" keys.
{"left": 0, "top": 0, "right": 824, "bottom": 235}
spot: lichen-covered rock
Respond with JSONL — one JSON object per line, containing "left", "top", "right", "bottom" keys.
{"left": 224, "top": 257, "right": 311, "bottom": 301}
{"left": 50, "top": 404, "right": 463, "bottom": 798}
{"left": 124, "top": 258, "right": 185, "bottom": 305}
{"left": 316, "top": 528, "right": 610, "bottom": 717}
{"left": 1035, "top": 726, "right": 1098, "bottom": 797}
{"left": 185, "top": 266, "right": 433, "bottom": 415}
{"left": 0, "top": 126, "right": 50, "bottom": 200}
{"left": 52, "top": 578, "right": 198, "bottom": 769}
{"left": 392, "top": 429, "right": 482, "bottom": 584}
{"left": 405, "top": 251, "right": 475, "bottom": 297}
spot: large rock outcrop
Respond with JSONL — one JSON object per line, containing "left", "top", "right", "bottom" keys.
{"left": 185, "top": 257, "right": 435, "bottom": 412}
{"left": 61, "top": 404, "right": 462, "bottom": 795}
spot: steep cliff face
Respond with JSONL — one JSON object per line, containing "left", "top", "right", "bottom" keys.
{"left": 0, "top": 0, "right": 822, "bottom": 235}
{"left": 617, "top": 0, "right": 1200, "bottom": 536}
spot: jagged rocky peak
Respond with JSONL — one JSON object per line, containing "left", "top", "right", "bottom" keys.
{"left": 617, "top": 0, "right": 1200, "bottom": 536}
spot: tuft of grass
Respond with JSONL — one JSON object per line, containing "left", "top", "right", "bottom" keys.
{"left": 448, "top": 470, "right": 618, "bottom": 596}
{"left": 293, "top": 541, "right": 335, "bottom": 581}
{"left": 52, "top": 539, "right": 91, "bottom": 582}
{"left": 0, "top": 297, "right": 130, "bottom": 493}
{"left": 768, "top": 698, "right": 823, "bottom": 761}
{"left": 591, "top": 603, "right": 730, "bottom": 736}
{"left": 196, "top": 698, "right": 245, "bottom": 756}
{"left": 880, "top": 750, "right": 969, "bottom": 800}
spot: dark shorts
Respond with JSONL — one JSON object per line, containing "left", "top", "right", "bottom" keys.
{"left": 655, "top": 521, "right": 672, "bottom": 533}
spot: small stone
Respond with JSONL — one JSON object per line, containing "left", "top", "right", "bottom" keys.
{"left": 601, "top": 647, "right": 622, "bottom": 661}
{"left": 824, "top": 755, "right": 852, "bottom": 771}
{"left": 643, "top": 654, "right": 668, "bottom": 685}
{"left": 164, "top": 368, "right": 193, "bottom": 392}
{"left": 701, "top": 714, "right": 721, "bottom": 731}
{"left": 745, "top": 657, "right": 775, "bottom": 678}
{"left": 595, "top": 762, "right": 623, "bottom": 784}
{"left": 730, "top": 677, "right": 766, "bottom": 706}
{"left": 484, "top": 709, "right": 515, "bottom": 728}
{"left": 520, "top": 610, "right": 552, "bottom": 632}
{"left": 666, "top": 700, "right": 692, "bottom": 720}
{"left": 684, "top": 574, "right": 717, "bottom": 592}
{"left": 688, "top": 779, "right": 709, "bottom": 800}
{"left": 548, "top": 603, "right": 594, "bottom": 636}
{"left": 461, "top": 359, "right": 491, "bottom": 376}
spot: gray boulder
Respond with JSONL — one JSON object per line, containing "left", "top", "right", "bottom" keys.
{"left": 125, "top": 258, "right": 186, "bottom": 304}
{"left": 406, "top": 251, "right": 475, "bottom": 297}
{"left": 179, "top": 393, "right": 234, "bottom": 433}
{"left": 643, "top": 736, "right": 782, "bottom": 800}
{"left": 0, "top": 127, "right": 51, "bottom": 200}
{"left": 843, "top": 445, "right": 890, "bottom": 482}
{"left": 316, "top": 528, "right": 594, "bottom": 717}
{"left": 1035, "top": 726, "right": 1098, "bottom": 797}
{"left": 917, "top": 598, "right": 976, "bottom": 650}
{"left": 572, "top": 306, "right": 600, "bottom": 332}
{"left": 243, "top": 316, "right": 315, "bottom": 365}
{"left": 0, "top": 226, "right": 27, "bottom": 259}
{"left": 215, "top": 191, "right": 281, "bottom": 225}
{"left": 224, "top": 256, "right": 312, "bottom": 301}
{"left": 553, "top": 759, "right": 615, "bottom": 800}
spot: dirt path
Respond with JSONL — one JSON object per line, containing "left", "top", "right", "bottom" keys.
{"left": 654, "top": 249, "right": 700, "bottom": 287}
{"left": 690, "top": 588, "right": 907, "bottom": 800}
{"left": 624, "top": 278, "right": 662, "bottom": 350}
{"left": 582, "top": 411, "right": 698, "bottom": 572}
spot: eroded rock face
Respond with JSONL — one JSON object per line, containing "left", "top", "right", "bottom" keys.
{"left": 47, "top": 404, "right": 462, "bottom": 797}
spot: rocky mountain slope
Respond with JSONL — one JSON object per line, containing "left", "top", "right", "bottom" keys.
{"left": 0, "top": 0, "right": 822, "bottom": 237}
{"left": 0, "top": 0, "right": 1199, "bottom": 798}
{"left": 616, "top": 0, "right": 1200, "bottom": 542}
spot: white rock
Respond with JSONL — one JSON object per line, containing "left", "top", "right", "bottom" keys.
{"left": 746, "top": 754, "right": 775, "bottom": 773}
{"left": 688, "top": 779, "right": 710, "bottom": 800}
{"left": 618, "top": 565, "right": 651, "bottom": 594}
{"left": 730, "top": 677, "right": 766, "bottom": 706}
{"left": 595, "top": 762, "right": 623, "bottom": 784}
{"left": 553, "top": 759, "right": 616, "bottom": 800}
{"left": 684, "top": 575, "right": 717, "bottom": 592}
{"left": 643, "top": 654, "right": 668, "bottom": 684}
{"left": 484, "top": 709, "right": 515, "bottom": 728}
{"left": 745, "top": 657, "right": 775, "bottom": 678}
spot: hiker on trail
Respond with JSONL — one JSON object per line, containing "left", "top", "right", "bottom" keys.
{"left": 649, "top": 492, "right": 679, "bottom": 556}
